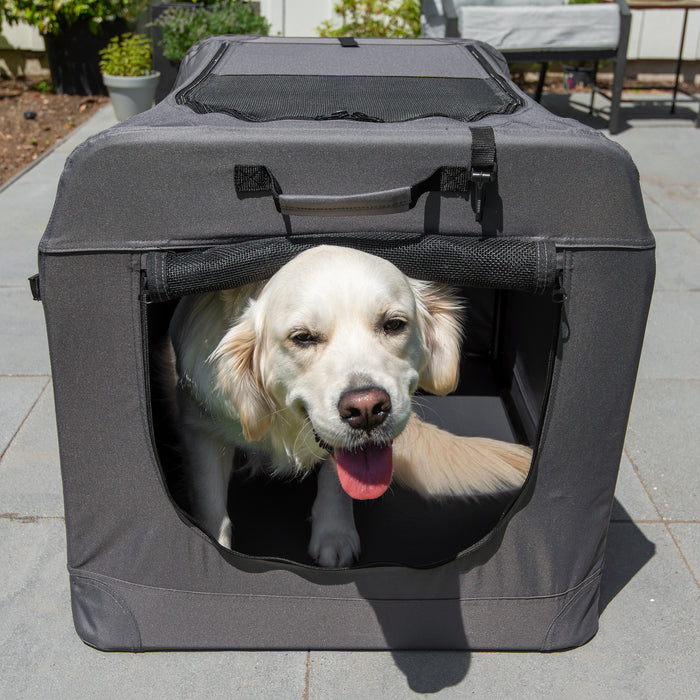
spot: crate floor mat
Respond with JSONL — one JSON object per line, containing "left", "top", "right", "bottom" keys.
{"left": 36, "top": 36, "right": 655, "bottom": 652}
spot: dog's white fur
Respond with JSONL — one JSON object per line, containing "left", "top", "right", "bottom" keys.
{"left": 169, "top": 245, "right": 531, "bottom": 566}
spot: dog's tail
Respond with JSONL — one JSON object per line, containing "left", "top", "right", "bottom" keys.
{"left": 392, "top": 413, "right": 532, "bottom": 499}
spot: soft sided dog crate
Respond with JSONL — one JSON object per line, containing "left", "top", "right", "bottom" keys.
{"left": 34, "top": 36, "right": 654, "bottom": 651}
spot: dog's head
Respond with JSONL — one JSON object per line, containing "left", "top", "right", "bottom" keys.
{"left": 211, "top": 246, "right": 464, "bottom": 499}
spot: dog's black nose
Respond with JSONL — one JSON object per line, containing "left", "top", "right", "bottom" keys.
{"left": 338, "top": 388, "right": 391, "bottom": 431}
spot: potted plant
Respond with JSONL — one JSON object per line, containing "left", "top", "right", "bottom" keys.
{"left": 99, "top": 33, "right": 160, "bottom": 120}
{"left": 0, "top": 1, "right": 147, "bottom": 95}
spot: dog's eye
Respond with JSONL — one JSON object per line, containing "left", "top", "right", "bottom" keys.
{"left": 383, "top": 318, "right": 407, "bottom": 334}
{"left": 289, "top": 330, "right": 319, "bottom": 346}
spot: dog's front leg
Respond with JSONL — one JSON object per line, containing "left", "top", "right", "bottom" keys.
{"left": 180, "top": 426, "right": 235, "bottom": 549}
{"left": 309, "top": 460, "right": 360, "bottom": 567}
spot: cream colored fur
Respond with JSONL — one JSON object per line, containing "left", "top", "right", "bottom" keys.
{"left": 393, "top": 414, "right": 532, "bottom": 498}
{"left": 168, "top": 245, "right": 531, "bottom": 567}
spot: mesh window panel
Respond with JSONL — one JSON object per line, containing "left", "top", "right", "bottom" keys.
{"left": 145, "top": 235, "right": 558, "bottom": 302}
{"left": 177, "top": 74, "right": 521, "bottom": 122}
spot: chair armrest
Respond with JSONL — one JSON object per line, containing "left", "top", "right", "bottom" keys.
{"left": 442, "top": 0, "right": 460, "bottom": 37}
{"left": 614, "top": 0, "right": 631, "bottom": 18}
{"left": 443, "top": 0, "right": 457, "bottom": 18}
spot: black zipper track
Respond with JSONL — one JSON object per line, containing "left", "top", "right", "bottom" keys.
{"left": 467, "top": 45, "right": 525, "bottom": 113}
{"left": 175, "top": 41, "right": 523, "bottom": 121}
{"left": 175, "top": 43, "right": 230, "bottom": 109}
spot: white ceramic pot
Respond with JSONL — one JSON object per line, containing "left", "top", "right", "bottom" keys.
{"left": 102, "top": 72, "right": 161, "bottom": 121}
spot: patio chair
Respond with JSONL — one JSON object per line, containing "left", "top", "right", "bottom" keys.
{"left": 421, "top": 0, "right": 632, "bottom": 133}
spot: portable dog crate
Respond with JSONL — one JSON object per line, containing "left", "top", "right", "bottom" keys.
{"left": 34, "top": 36, "right": 654, "bottom": 652}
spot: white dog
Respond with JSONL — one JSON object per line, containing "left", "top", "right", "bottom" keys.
{"left": 168, "top": 245, "right": 531, "bottom": 566}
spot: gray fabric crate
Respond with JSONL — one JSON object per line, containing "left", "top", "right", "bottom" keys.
{"left": 36, "top": 36, "right": 654, "bottom": 652}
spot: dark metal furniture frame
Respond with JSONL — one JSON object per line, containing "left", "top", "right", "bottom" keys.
{"left": 442, "top": 0, "right": 632, "bottom": 133}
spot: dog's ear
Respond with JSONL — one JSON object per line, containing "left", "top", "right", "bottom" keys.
{"left": 210, "top": 308, "right": 273, "bottom": 441}
{"left": 410, "top": 280, "right": 464, "bottom": 396}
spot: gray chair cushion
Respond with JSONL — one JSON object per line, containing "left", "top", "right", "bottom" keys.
{"left": 457, "top": 5, "right": 621, "bottom": 51}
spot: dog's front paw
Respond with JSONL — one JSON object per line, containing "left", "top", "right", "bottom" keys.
{"left": 308, "top": 526, "right": 360, "bottom": 568}
{"left": 217, "top": 516, "right": 233, "bottom": 549}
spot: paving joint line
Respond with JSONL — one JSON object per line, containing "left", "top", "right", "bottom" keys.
{"left": 635, "top": 378, "right": 700, "bottom": 383}
{"left": 0, "top": 513, "right": 65, "bottom": 523}
{"left": 611, "top": 519, "right": 700, "bottom": 524}
{"left": 0, "top": 374, "right": 51, "bottom": 378}
{"left": 640, "top": 191, "right": 685, "bottom": 230}
{"left": 302, "top": 650, "right": 311, "bottom": 700}
{"left": 623, "top": 445, "right": 700, "bottom": 589}
{"left": 0, "top": 377, "right": 50, "bottom": 463}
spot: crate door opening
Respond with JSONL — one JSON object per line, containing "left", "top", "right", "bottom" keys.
{"left": 146, "top": 285, "right": 557, "bottom": 568}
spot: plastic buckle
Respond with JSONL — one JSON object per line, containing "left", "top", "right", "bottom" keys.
{"left": 28, "top": 274, "right": 41, "bottom": 301}
{"left": 470, "top": 167, "right": 496, "bottom": 222}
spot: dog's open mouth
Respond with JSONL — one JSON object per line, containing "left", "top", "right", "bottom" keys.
{"left": 334, "top": 443, "right": 393, "bottom": 500}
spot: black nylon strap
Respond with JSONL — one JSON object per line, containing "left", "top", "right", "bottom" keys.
{"left": 439, "top": 166, "right": 471, "bottom": 193}
{"left": 233, "top": 165, "right": 276, "bottom": 193}
{"left": 470, "top": 126, "right": 496, "bottom": 169}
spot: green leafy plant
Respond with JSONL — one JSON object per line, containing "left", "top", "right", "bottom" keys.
{"left": 0, "top": 1, "right": 147, "bottom": 36}
{"left": 317, "top": 0, "right": 420, "bottom": 38}
{"left": 99, "top": 32, "right": 153, "bottom": 76}
{"left": 35, "top": 80, "right": 53, "bottom": 94}
{"left": 150, "top": 1, "right": 271, "bottom": 63}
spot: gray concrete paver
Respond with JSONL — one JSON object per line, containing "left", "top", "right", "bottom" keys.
{"left": 652, "top": 230, "right": 700, "bottom": 291}
{"left": 0, "top": 382, "right": 63, "bottom": 516}
{"left": 0, "top": 288, "right": 52, "bottom": 376}
{"left": 626, "top": 379, "right": 700, "bottom": 522}
{"left": 611, "top": 453, "right": 660, "bottom": 523}
{"left": 637, "top": 291, "right": 700, "bottom": 380}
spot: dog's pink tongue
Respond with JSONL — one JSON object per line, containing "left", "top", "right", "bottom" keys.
{"left": 334, "top": 444, "right": 393, "bottom": 500}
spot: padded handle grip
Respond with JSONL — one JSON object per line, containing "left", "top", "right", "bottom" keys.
{"left": 277, "top": 187, "right": 412, "bottom": 217}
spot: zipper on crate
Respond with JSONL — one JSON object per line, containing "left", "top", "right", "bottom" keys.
{"left": 467, "top": 45, "right": 525, "bottom": 110}
{"left": 175, "top": 43, "right": 230, "bottom": 109}
{"left": 552, "top": 253, "right": 568, "bottom": 303}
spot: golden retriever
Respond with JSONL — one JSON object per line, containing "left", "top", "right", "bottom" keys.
{"left": 168, "top": 245, "right": 531, "bottom": 566}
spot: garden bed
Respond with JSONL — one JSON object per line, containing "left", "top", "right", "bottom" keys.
{"left": 0, "top": 77, "right": 108, "bottom": 186}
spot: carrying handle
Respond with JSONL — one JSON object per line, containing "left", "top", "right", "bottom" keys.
{"left": 234, "top": 165, "right": 471, "bottom": 218}
{"left": 233, "top": 126, "right": 497, "bottom": 222}
{"left": 279, "top": 186, "right": 413, "bottom": 217}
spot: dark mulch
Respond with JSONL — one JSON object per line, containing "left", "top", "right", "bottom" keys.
{"left": 0, "top": 77, "right": 109, "bottom": 186}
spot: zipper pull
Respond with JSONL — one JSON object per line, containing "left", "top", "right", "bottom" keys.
{"left": 552, "top": 269, "right": 567, "bottom": 303}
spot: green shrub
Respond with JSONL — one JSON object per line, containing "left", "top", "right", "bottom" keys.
{"left": 0, "top": 0, "right": 146, "bottom": 35}
{"left": 150, "top": 1, "right": 271, "bottom": 63}
{"left": 99, "top": 33, "right": 153, "bottom": 76}
{"left": 317, "top": 0, "right": 420, "bottom": 38}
